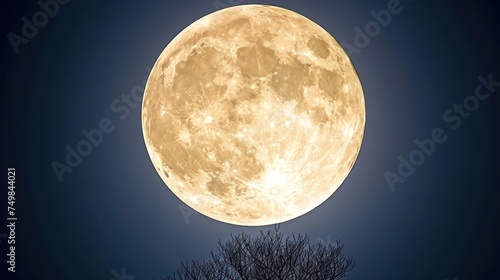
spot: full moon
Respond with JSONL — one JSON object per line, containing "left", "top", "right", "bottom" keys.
{"left": 142, "top": 5, "right": 365, "bottom": 226}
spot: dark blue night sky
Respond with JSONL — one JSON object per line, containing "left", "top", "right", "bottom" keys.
{"left": 1, "top": 0, "right": 499, "bottom": 279}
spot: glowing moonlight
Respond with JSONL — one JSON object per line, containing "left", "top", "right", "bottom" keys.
{"left": 142, "top": 5, "right": 365, "bottom": 226}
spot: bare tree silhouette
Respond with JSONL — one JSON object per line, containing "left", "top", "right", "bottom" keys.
{"left": 165, "top": 226, "right": 354, "bottom": 280}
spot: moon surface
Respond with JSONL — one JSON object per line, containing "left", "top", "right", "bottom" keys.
{"left": 142, "top": 5, "right": 365, "bottom": 226}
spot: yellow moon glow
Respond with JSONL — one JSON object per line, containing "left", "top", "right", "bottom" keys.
{"left": 142, "top": 5, "right": 365, "bottom": 226}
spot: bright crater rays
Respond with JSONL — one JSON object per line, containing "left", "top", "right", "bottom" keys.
{"left": 142, "top": 5, "right": 365, "bottom": 226}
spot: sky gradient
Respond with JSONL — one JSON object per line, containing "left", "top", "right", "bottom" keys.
{"left": 1, "top": 0, "right": 499, "bottom": 279}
